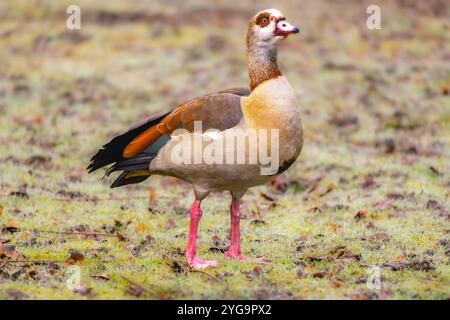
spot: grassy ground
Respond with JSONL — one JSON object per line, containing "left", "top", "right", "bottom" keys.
{"left": 0, "top": 0, "right": 449, "bottom": 299}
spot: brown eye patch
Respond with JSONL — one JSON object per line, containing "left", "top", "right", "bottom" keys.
{"left": 255, "top": 12, "right": 271, "bottom": 27}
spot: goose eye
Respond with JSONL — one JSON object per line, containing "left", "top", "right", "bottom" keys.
{"left": 256, "top": 13, "right": 271, "bottom": 27}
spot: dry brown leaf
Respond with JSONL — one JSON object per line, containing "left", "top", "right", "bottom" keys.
{"left": 312, "top": 271, "right": 329, "bottom": 278}
{"left": 0, "top": 244, "right": 6, "bottom": 258}
{"left": 319, "top": 184, "right": 334, "bottom": 197}
{"left": 90, "top": 272, "right": 111, "bottom": 281}
{"left": 116, "top": 231, "right": 128, "bottom": 242}
{"left": 329, "top": 223, "right": 338, "bottom": 231}
{"left": 354, "top": 210, "right": 367, "bottom": 221}
{"left": 65, "top": 250, "right": 85, "bottom": 264}
{"left": 332, "top": 278, "right": 345, "bottom": 287}
{"left": 0, "top": 237, "right": 11, "bottom": 244}
{"left": 442, "top": 81, "right": 449, "bottom": 95}
{"left": 126, "top": 284, "right": 144, "bottom": 297}
{"left": 242, "top": 266, "right": 263, "bottom": 279}
{"left": 136, "top": 222, "right": 146, "bottom": 234}
{"left": 165, "top": 219, "right": 176, "bottom": 229}
{"left": 7, "top": 219, "right": 19, "bottom": 228}
{"left": 74, "top": 284, "right": 91, "bottom": 295}
{"left": 0, "top": 244, "right": 21, "bottom": 260}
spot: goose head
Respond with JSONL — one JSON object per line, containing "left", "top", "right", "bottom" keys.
{"left": 247, "top": 9, "right": 299, "bottom": 49}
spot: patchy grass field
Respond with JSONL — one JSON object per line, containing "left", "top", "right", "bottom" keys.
{"left": 0, "top": 0, "right": 449, "bottom": 299}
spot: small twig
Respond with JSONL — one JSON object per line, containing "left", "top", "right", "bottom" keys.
{"left": 52, "top": 196, "right": 152, "bottom": 202}
{"left": 0, "top": 193, "right": 173, "bottom": 202}
{"left": 263, "top": 237, "right": 278, "bottom": 243}
{"left": 120, "top": 274, "right": 156, "bottom": 293}
{"left": 0, "top": 259, "right": 63, "bottom": 267}
{"left": 3, "top": 228, "right": 119, "bottom": 238}
{"left": 30, "top": 229, "right": 117, "bottom": 238}
{"left": 190, "top": 269, "right": 224, "bottom": 284}
{"left": 0, "top": 257, "right": 10, "bottom": 268}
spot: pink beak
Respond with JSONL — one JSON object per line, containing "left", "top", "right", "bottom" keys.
{"left": 275, "top": 19, "right": 300, "bottom": 37}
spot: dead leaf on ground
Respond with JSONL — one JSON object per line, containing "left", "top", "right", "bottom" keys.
{"left": 296, "top": 267, "right": 308, "bottom": 278}
{"left": 9, "top": 191, "right": 29, "bottom": 199}
{"left": 429, "top": 166, "right": 440, "bottom": 175}
{"left": 7, "top": 219, "right": 19, "bottom": 228}
{"left": 329, "top": 115, "right": 359, "bottom": 129}
{"left": 304, "top": 255, "right": 328, "bottom": 263}
{"left": 74, "top": 284, "right": 92, "bottom": 296}
{"left": 90, "top": 272, "right": 111, "bottom": 281}
{"left": 373, "top": 199, "right": 395, "bottom": 210}
{"left": 260, "top": 192, "right": 275, "bottom": 202}
{"left": 170, "top": 260, "right": 186, "bottom": 274}
{"left": 296, "top": 241, "right": 319, "bottom": 252}
{"left": 140, "top": 235, "right": 155, "bottom": 247}
{"left": 347, "top": 288, "right": 388, "bottom": 300}
{"left": 166, "top": 219, "right": 176, "bottom": 229}
{"left": 242, "top": 266, "right": 263, "bottom": 279}
{"left": 333, "top": 250, "right": 361, "bottom": 262}
{"left": 210, "top": 235, "right": 228, "bottom": 253}
{"left": 116, "top": 231, "right": 128, "bottom": 242}
{"left": 382, "top": 259, "right": 435, "bottom": 271}
{"left": 5, "top": 289, "right": 27, "bottom": 300}
{"left": 65, "top": 250, "right": 85, "bottom": 264}
{"left": 211, "top": 235, "right": 228, "bottom": 247}
{"left": 103, "top": 254, "right": 115, "bottom": 263}
{"left": 136, "top": 222, "right": 146, "bottom": 234}
{"left": 329, "top": 223, "right": 338, "bottom": 231}
{"left": 331, "top": 278, "right": 346, "bottom": 287}
{"left": 209, "top": 247, "right": 226, "bottom": 253}
{"left": 0, "top": 237, "right": 11, "bottom": 244}
{"left": 0, "top": 244, "right": 21, "bottom": 260}
{"left": 386, "top": 193, "right": 405, "bottom": 200}
{"left": 360, "top": 232, "right": 390, "bottom": 241}
{"left": 250, "top": 219, "right": 267, "bottom": 225}
{"left": 126, "top": 284, "right": 144, "bottom": 297}
{"left": 318, "top": 184, "right": 334, "bottom": 197}
{"left": 361, "top": 175, "right": 376, "bottom": 189}
{"left": 426, "top": 199, "right": 443, "bottom": 211}
{"left": 312, "top": 271, "right": 329, "bottom": 278}
{"left": 354, "top": 209, "right": 367, "bottom": 222}
{"left": 375, "top": 138, "right": 396, "bottom": 154}
{"left": 267, "top": 174, "right": 288, "bottom": 193}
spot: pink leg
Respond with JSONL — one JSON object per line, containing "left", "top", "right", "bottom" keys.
{"left": 225, "top": 195, "right": 271, "bottom": 263}
{"left": 225, "top": 196, "right": 245, "bottom": 259}
{"left": 186, "top": 200, "right": 217, "bottom": 268}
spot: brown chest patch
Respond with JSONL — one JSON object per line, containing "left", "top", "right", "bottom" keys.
{"left": 249, "top": 69, "right": 282, "bottom": 91}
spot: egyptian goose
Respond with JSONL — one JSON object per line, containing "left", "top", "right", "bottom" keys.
{"left": 88, "top": 9, "right": 302, "bottom": 268}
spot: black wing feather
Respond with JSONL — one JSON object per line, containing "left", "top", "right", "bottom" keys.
{"left": 87, "top": 111, "right": 169, "bottom": 173}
